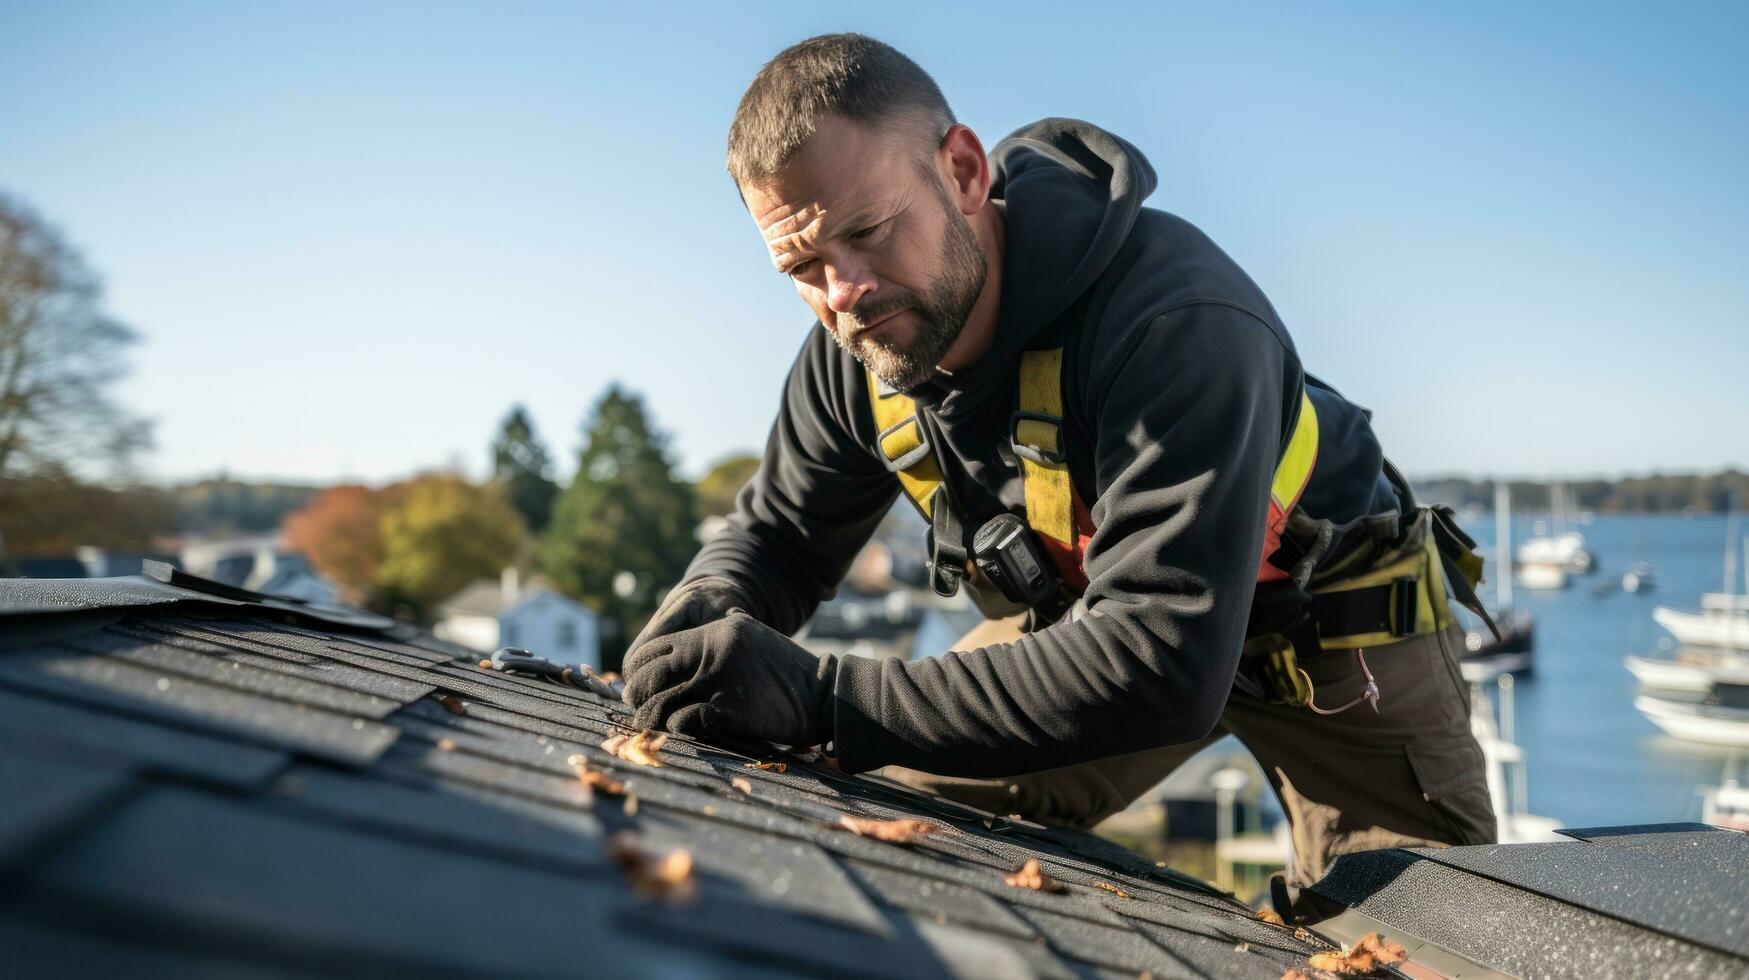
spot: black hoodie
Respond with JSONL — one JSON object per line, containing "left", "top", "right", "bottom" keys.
{"left": 688, "top": 119, "right": 1394, "bottom": 776}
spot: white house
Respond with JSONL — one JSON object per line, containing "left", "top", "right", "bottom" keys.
{"left": 434, "top": 569, "right": 600, "bottom": 669}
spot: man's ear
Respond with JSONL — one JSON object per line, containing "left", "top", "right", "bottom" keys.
{"left": 937, "top": 124, "right": 990, "bottom": 216}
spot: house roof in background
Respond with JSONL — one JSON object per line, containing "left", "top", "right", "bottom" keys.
{"left": 0, "top": 573, "right": 1335, "bottom": 978}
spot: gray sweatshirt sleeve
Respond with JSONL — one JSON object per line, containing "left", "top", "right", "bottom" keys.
{"left": 683, "top": 329, "right": 900, "bottom": 636}
{"left": 831, "top": 304, "right": 1296, "bottom": 776}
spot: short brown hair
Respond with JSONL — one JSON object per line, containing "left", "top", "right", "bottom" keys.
{"left": 727, "top": 34, "right": 955, "bottom": 188}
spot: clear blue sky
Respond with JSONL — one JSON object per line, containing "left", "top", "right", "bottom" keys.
{"left": 3, "top": 1, "right": 1744, "bottom": 485}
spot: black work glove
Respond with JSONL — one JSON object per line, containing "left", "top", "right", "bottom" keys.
{"left": 628, "top": 576, "right": 753, "bottom": 655}
{"left": 622, "top": 609, "right": 836, "bottom": 747}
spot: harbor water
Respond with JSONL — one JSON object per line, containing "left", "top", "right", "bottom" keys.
{"left": 1459, "top": 511, "right": 1742, "bottom": 827}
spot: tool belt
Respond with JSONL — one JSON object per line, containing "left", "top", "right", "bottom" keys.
{"left": 1236, "top": 501, "right": 1497, "bottom": 708}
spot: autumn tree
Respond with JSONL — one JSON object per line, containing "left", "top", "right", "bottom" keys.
{"left": 491, "top": 404, "right": 559, "bottom": 532}
{"left": 0, "top": 192, "right": 151, "bottom": 480}
{"left": 377, "top": 474, "right": 526, "bottom": 619}
{"left": 695, "top": 452, "right": 761, "bottom": 518}
{"left": 539, "top": 385, "right": 697, "bottom": 667}
{"left": 281, "top": 485, "right": 396, "bottom": 604}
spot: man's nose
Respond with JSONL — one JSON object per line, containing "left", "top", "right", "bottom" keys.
{"left": 824, "top": 260, "right": 876, "bottom": 315}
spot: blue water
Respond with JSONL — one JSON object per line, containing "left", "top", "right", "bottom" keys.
{"left": 1460, "top": 512, "right": 1743, "bottom": 827}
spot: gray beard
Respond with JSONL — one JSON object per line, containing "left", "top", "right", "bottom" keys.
{"left": 832, "top": 199, "right": 987, "bottom": 392}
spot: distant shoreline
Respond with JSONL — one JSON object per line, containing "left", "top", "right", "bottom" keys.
{"left": 1413, "top": 470, "right": 1747, "bottom": 514}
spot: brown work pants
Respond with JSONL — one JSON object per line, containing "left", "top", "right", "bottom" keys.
{"left": 882, "top": 618, "right": 1498, "bottom": 890}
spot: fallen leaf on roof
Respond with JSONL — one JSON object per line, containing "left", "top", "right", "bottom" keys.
{"left": 434, "top": 694, "right": 468, "bottom": 716}
{"left": 730, "top": 777, "right": 754, "bottom": 795}
{"left": 608, "top": 834, "right": 695, "bottom": 902}
{"left": 1092, "top": 880, "right": 1132, "bottom": 899}
{"left": 596, "top": 670, "right": 621, "bottom": 683}
{"left": 569, "top": 756, "right": 626, "bottom": 796}
{"left": 744, "top": 760, "right": 788, "bottom": 774}
{"left": 602, "top": 730, "right": 666, "bottom": 767}
{"left": 477, "top": 659, "right": 494, "bottom": 670}
{"left": 435, "top": 738, "right": 458, "bottom": 752}
{"left": 1255, "top": 907, "right": 1286, "bottom": 926}
{"left": 1289, "top": 932, "right": 1407, "bottom": 977}
{"left": 1003, "top": 858, "right": 1065, "bottom": 893}
{"left": 837, "top": 815, "right": 944, "bottom": 844}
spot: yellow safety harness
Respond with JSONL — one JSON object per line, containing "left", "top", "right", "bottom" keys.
{"left": 867, "top": 348, "right": 1497, "bottom": 713}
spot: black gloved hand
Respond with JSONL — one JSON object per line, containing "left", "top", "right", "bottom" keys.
{"left": 628, "top": 576, "right": 752, "bottom": 659}
{"left": 622, "top": 609, "right": 836, "bottom": 747}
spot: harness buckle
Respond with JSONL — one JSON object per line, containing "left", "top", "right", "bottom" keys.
{"left": 876, "top": 417, "right": 933, "bottom": 473}
{"left": 1009, "top": 411, "right": 1066, "bottom": 466}
{"left": 1391, "top": 577, "right": 1418, "bottom": 638}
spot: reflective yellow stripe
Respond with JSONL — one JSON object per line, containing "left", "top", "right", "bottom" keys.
{"left": 866, "top": 372, "right": 943, "bottom": 519}
{"left": 1016, "top": 349, "right": 1075, "bottom": 546}
{"left": 1271, "top": 391, "right": 1319, "bottom": 513}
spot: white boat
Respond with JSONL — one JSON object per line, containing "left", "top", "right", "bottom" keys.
{"left": 1701, "top": 756, "right": 1749, "bottom": 831}
{"left": 1517, "top": 532, "right": 1592, "bottom": 573}
{"left": 1656, "top": 503, "right": 1747, "bottom": 648}
{"left": 1635, "top": 694, "right": 1749, "bottom": 747}
{"left": 1517, "top": 562, "right": 1569, "bottom": 591}
{"left": 1624, "top": 651, "right": 1749, "bottom": 694}
{"left": 1515, "top": 482, "right": 1595, "bottom": 573}
{"left": 1654, "top": 595, "right": 1749, "bottom": 649}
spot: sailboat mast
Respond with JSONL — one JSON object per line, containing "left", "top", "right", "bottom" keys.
{"left": 1496, "top": 481, "right": 1514, "bottom": 611}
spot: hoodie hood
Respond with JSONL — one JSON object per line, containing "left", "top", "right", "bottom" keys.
{"left": 920, "top": 118, "right": 1156, "bottom": 414}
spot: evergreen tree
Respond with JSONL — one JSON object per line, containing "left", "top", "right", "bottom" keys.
{"left": 491, "top": 405, "right": 559, "bottom": 532}
{"left": 538, "top": 385, "right": 698, "bottom": 668}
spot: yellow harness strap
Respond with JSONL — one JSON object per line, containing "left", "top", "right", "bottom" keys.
{"left": 867, "top": 351, "right": 1322, "bottom": 585}
{"left": 1012, "top": 349, "right": 1075, "bottom": 548}
{"left": 867, "top": 375, "right": 944, "bottom": 519}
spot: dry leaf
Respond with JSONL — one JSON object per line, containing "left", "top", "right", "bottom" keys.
{"left": 608, "top": 834, "right": 695, "bottom": 901}
{"left": 1255, "top": 907, "right": 1286, "bottom": 926}
{"left": 836, "top": 815, "right": 944, "bottom": 844}
{"left": 1003, "top": 858, "right": 1065, "bottom": 893}
{"left": 744, "top": 761, "right": 788, "bottom": 774}
{"left": 570, "top": 757, "right": 626, "bottom": 796}
{"left": 597, "top": 670, "right": 621, "bottom": 683}
{"left": 435, "top": 738, "right": 458, "bottom": 752}
{"left": 477, "top": 659, "right": 494, "bottom": 670}
{"left": 730, "top": 777, "right": 754, "bottom": 795}
{"left": 602, "top": 730, "right": 666, "bottom": 768}
{"left": 1280, "top": 970, "right": 1314, "bottom": 980}
{"left": 1091, "top": 880, "right": 1132, "bottom": 899}
{"left": 1296, "top": 932, "right": 1408, "bottom": 976}
{"left": 434, "top": 694, "right": 468, "bottom": 716}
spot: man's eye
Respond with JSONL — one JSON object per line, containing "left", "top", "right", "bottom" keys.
{"left": 786, "top": 259, "right": 816, "bottom": 278}
{"left": 850, "top": 218, "right": 889, "bottom": 241}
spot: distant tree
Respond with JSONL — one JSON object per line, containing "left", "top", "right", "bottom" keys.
{"left": 0, "top": 192, "right": 152, "bottom": 479}
{"left": 491, "top": 404, "right": 559, "bottom": 532}
{"left": 378, "top": 475, "right": 526, "bottom": 620}
{"left": 0, "top": 466, "right": 173, "bottom": 560}
{"left": 539, "top": 385, "right": 698, "bottom": 668}
{"left": 695, "top": 452, "right": 761, "bottom": 518}
{"left": 282, "top": 485, "right": 396, "bottom": 604}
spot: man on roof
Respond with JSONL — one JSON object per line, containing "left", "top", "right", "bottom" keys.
{"left": 622, "top": 33, "right": 1497, "bottom": 907}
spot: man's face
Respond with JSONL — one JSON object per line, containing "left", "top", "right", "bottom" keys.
{"left": 743, "top": 115, "right": 987, "bottom": 391}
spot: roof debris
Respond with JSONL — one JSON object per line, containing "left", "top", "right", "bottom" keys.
{"left": 1281, "top": 932, "right": 1408, "bottom": 979}
{"left": 1256, "top": 907, "right": 1287, "bottom": 926}
{"left": 730, "top": 777, "right": 754, "bottom": 795}
{"left": 836, "top": 815, "right": 943, "bottom": 844}
{"left": 433, "top": 694, "right": 468, "bottom": 716}
{"left": 1004, "top": 858, "right": 1066, "bottom": 893}
{"left": 568, "top": 754, "right": 627, "bottom": 795}
{"left": 1092, "top": 880, "right": 1132, "bottom": 899}
{"left": 744, "top": 760, "right": 788, "bottom": 774}
{"left": 608, "top": 834, "right": 695, "bottom": 902}
{"left": 435, "top": 738, "right": 458, "bottom": 752}
{"left": 602, "top": 730, "right": 666, "bottom": 768}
